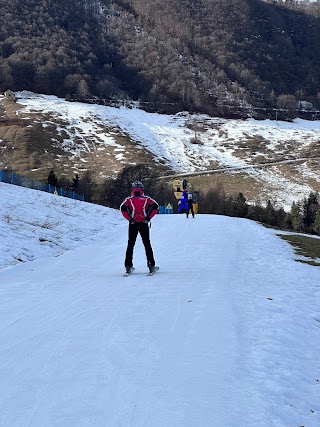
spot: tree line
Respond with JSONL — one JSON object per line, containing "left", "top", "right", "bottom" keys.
{"left": 1, "top": 0, "right": 320, "bottom": 117}
{"left": 81, "top": 164, "right": 320, "bottom": 236}
{"left": 200, "top": 185, "right": 320, "bottom": 235}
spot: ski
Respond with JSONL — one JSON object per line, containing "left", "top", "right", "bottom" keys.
{"left": 123, "top": 267, "right": 135, "bottom": 277}
{"left": 123, "top": 267, "right": 159, "bottom": 276}
{"left": 147, "top": 266, "right": 159, "bottom": 276}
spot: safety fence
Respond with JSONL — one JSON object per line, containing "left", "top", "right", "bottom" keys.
{"left": 0, "top": 170, "right": 85, "bottom": 201}
{"left": 159, "top": 204, "right": 173, "bottom": 214}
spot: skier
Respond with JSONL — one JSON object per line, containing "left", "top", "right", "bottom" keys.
{"left": 120, "top": 181, "right": 159, "bottom": 274}
{"left": 178, "top": 190, "right": 188, "bottom": 215}
{"left": 186, "top": 193, "right": 195, "bottom": 218}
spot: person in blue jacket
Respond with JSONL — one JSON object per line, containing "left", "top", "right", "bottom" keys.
{"left": 178, "top": 190, "right": 188, "bottom": 214}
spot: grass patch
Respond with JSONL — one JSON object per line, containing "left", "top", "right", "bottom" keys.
{"left": 278, "top": 234, "right": 320, "bottom": 267}
{"left": 0, "top": 103, "right": 172, "bottom": 183}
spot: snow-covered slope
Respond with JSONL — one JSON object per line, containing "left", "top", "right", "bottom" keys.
{"left": 0, "top": 182, "right": 119, "bottom": 270}
{"left": 15, "top": 92, "right": 320, "bottom": 173}
{"left": 0, "top": 183, "right": 320, "bottom": 426}
{"left": 7, "top": 92, "right": 320, "bottom": 209}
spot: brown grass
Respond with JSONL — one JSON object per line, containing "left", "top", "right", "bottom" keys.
{"left": 270, "top": 161, "right": 320, "bottom": 192}
{"left": 0, "top": 101, "right": 172, "bottom": 183}
{"left": 278, "top": 234, "right": 320, "bottom": 267}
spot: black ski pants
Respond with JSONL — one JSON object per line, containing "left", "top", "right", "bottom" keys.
{"left": 125, "top": 222, "right": 155, "bottom": 268}
{"left": 186, "top": 202, "right": 195, "bottom": 218}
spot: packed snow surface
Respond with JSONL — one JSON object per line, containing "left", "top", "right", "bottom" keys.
{"left": 0, "top": 182, "right": 320, "bottom": 426}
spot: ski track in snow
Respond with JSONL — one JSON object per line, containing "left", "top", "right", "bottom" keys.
{"left": 0, "top": 183, "right": 320, "bottom": 426}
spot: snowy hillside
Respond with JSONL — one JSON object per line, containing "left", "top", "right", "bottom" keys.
{"left": 0, "top": 182, "right": 119, "bottom": 270}
{"left": 0, "top": 182, "right": 320, "bottom": 426}
{"left": 6, "top": 91, "right": 320, "bottom": 209}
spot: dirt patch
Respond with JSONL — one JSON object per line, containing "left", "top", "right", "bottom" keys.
{"left": 300, "top": 140, "right": 320, "bottom": 157}
{"left": 232, "top": 134, "right": 285, "bottom": 163}
{"left": 271, "top": 161, "right": 320, "bottom": 192}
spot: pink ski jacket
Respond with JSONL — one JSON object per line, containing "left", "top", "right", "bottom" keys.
{"left": 120, "top": 188, "right": 159, "bottom": 223}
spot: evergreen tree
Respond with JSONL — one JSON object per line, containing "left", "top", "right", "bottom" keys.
{"left": 288, "top": 201, "right": 303, "bottom": 231}
{"left": 230, "top": 192, "right": 249, "bottom": 217}
{"left": 302, "top": 191, "right": 319, "bottom": 232}
{"left": 1, "top": 0, "right": 320, "bottom": 114}
{"left": 313, "top": 210, "right": 320, "bottom": 235}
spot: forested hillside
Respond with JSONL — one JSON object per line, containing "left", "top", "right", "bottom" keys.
{"left": 1, "top": 0, "right": 320, "bottom": 115}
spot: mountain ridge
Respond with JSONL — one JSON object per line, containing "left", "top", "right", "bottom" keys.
{"left": 1, "top": 0, "right": 320, "bottom": 116}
